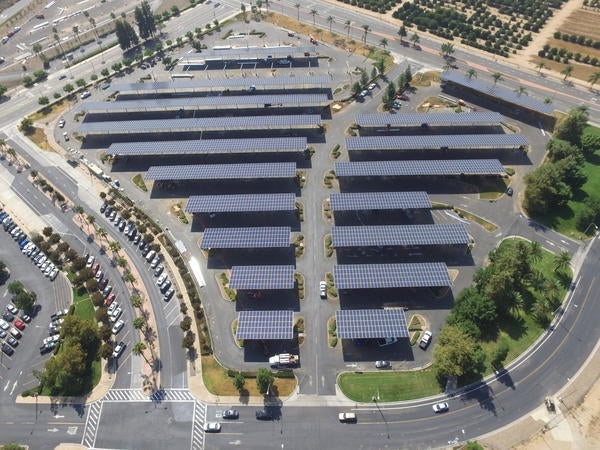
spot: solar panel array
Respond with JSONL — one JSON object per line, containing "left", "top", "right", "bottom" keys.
{"left": 145, "top": 162, "right": 296, "bottom": 180}
{"left": 229, "top": 265, "right": 295, "bottom": 290}
{"left": 186, "top": 193, "right": 296, "bottom": 213}
{"left": 336, "top": 309, "right": 409, "bottom": 339}
{"left": 200, "top": 227, "right": 291, "bottom": 249}
{"left": 355, "top": 112, "right": 504, "bottom": 127}
{"left": 108, "top": 76, "right": 329, "bottom": 92}
{"left": 332, "top": 224, "right": 470, "bottom": 247}
{"left": 335, "top": 160, "right": 505, "bottom": 177}
{"left": 77, "top": 94, "right": 329, "bottom": 112}
{"left": 236, "top": 310, "right": 294, "bottom": 340}
{"left": 184, "top": 46, "right": 316, "bottom": 58}
{"left": 345, "top": 134, "right": 528, "bottom": 151}
{"left": 78, "top": 115, "right": 322, "bottom": 134}
{"left": 330, "top": 191, "right": 431, "bottom": 211}
{"left": 440, "top": 71, "right": 555, "bottom": 115}
{"left": 107, "top": 137, "right": 308, "bottom": 156}
{"left": 333, "top": 262, "right": 451, "bottom": 289}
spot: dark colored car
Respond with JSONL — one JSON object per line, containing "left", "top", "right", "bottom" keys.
{"left": 255, "top": 409, "right": 272, "bottom": 420}
{"left": 2, "top": 312, "right": 14, "bottom": 322}
{"left": 222, "top": 409, "right": 239, "bottom": 419}
{"left": 2, "top": 343, "right": 14, "bottom": 356}
{"left": 98, "top": 278, "right": 109, "bottom": 290}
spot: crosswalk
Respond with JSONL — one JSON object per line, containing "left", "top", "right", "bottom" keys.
{"left": 103, "top": 388, "right": 197, "bottom": 402}
{"left": 81, "top": 401, "right": 103, "bottom": 449}
{"left": 191, "top": 400, "right": 207, "bottom": 450}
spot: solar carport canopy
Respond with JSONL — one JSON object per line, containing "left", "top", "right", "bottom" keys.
{"left": 77, "top": 115, "right": 322, "bottom": 134}
{"left": 336, "top": 309, "right": 409, "bottom": 339}
{"left": 236, "top": 310, "right": 294, "bottom": 340}
{"left": 345, "top": 134, "right": 528, "bottom": 151}
{"left": 182, "top": 45, "right": 316, "bottom": 59}
{"left": 355, "top": 112, "right": 504, "bottom": 127}
{"left": 186, "top": 193, "right": 296, "bottom": 213}
{"left": 333, "top": 262, "right": 451, "bottom": 289}
{"left": 76, "top": 94, "right": 329, "bottom": 112}
{"left": 145, "top": 162, "right": 296, "bottom": 180}
{"left": 330, "top": 191, "right": 431, "bottom": 211}
{"left": 108, "top": 76, "right": 329, "bottom": 92}
{"left": 332, "top": 224, "right": 470, "bottom": 247}
{"left": 106, "top": 137, "right": 307, "bottom": 156}
{"left": 229, "top": 265, "right": 295, "bottom": 290}
{"left": 440, "top": 71, "right": 555, "bottom": 115}
{"left": 200, "top": 227, "right": 290, "bottom": 249}
{"left": 335, "top": 159, "right": 505, "bottom": 177}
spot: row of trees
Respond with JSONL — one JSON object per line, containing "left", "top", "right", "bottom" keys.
{"left": 554, "top": 31, "right": 600, "bottom": 50}
{"left": 538, "top": 45, "right": 600, "bottom": 70}
{"left": 381, "top": 65, "right": 413, "bottom": 110}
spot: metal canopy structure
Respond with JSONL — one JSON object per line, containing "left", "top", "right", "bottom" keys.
{"left": 108, "top": 76, "right": 330, "bottom": 92}
{"left": 345, "top": 134, "right": 528, "bottom": 151}
{"left": 355, "top": 112, "right": 504, "bottom": 127}
{"left": 229, "top": 265, "right": 295, "bottom": 290}
{"left": 106, "top": 137, "right": 308, "bottom": 156}
{"left": 236, "top": 310, "right": 294, "bottom": 340}
{"left": 335, "top": 160, "right": 505, "bottom": 177}
{"left": 77, "top": 115, "right": 322, "bottom": 134}
{"left": 181, "top": 45, "right": 316, "bottom": 61}
{"left": 332, "top": 224, "right": 470, "bottom": 248}
{"left": 77, "top": 94, "right": 329, "bottom": 112}
{"left": 329, "top": 191, "right": 431, "bottom": 211}
{"left": 200, "top": 227, "right": 290, "bottom": 249}
{"left": 333, "top": 262, "right": 451, "bottom": 289}
{"left": 440, "top": 71, "right": 555, "bottom": 115}
{"left": 186, "top": 193, "right": 296, "bottom": 213}
{"left": 336, "top": 309, "right": 409, "bottom": 339}
{"left": 145, "top": 162, "right": 296, "bottom": 181}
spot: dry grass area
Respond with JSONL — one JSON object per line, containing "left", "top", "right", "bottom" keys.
{"left": 29, "top": 100, "right": 72, "bottom": 123}
{"left": 559, "top": 8, "right": 600, "bottom": 40}
{"left": 546, "top": 38, "right": 600, "bottom": 59}
{"left": 155, "top": 0, "right": 191, "bottom": 15}
{"left": 531, "top": 56, "right": 600, "bottom": 83}
{"left": 27, "top": 127, "right": 53, "bottom": 152}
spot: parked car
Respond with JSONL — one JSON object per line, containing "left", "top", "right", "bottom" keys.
{"left": 2, "top": 344, "right": 14, "bottom": 356}
{"left": 338, "top": 412, "right": 356, "bottom": 423}
{"left": 109, "top": 307, "right": 123, "bottom": 323}
{"left": 19, "top": 312, "right": 31, "bottom": 323}
{"left": 112, "top": 341, "right": 126, "bottom": 358}
{"left": 319, "top": 281, "right": 327, "bottom": 299}
{"left": 159, "top": 279, "right": 171, "bottom": 292}
{"left": 163, "top": 288, "right": 175, "bottom": 302}
{"left": 419, "top": 331, "right": 432, "bottom": 350}
{"left": 112, "top": 319, "right": 125, "bottom": 334}
{"left": 150, "top": 256, "right": 160, "bottom": 268}
{"left": 145, "top": 250, "right": 156, "bottom": 262}
{"left": 13, "top": 319, "right": 26, "bottom": 330}
{"left": 255, "top": 409, "right": 272, "bottom": 420}
{"left": 6, "top": 304, "right": 18, "bottom": 315}
{"left": 378, "top": 337, "right": 398, "bottom": 347}
{"left": 105, "top": 293, "right": 116, "bottom": 307}
{"left": 86, "top": 255, "right": 95, "bottom": 268}
{"left": 203, "top": 422, "right": 221, "bottom": 432}
{"left": 222, "top": 409, "right": 239, "bottom": 419}
{"left": 375, "top": 360, "right": 390, "bottom": 369}
{"left": 154, "top": 265, "right": 164, "bottom": 277}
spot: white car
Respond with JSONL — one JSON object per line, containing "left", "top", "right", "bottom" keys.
{"left": 43, "top": 334, "right": 60, "bottom": 345}
{"left": 109, "top": 307, "right": 123, "bottom": 323}
{"left": 432, "top": 402, "right": 449, "bottom": 413}
{"left": 0, "top": 319, "right": 9, "bottom": 330}
{"left": 156, "top": 273, "right": 167, "bottom": 286}
{"left": 108, "top": 301, "right": 119, "bottom": 314}
{"left": 112, "top": 341, "right": 126, "bottom": 358}
{"left": 319, "top": 281, "right": 327, "bottom": 299}
{"left": 419, "top": 331, "right": 432, "bottom": 350}
{"left": 86, "top": 255, "right": 95, "bottom": 268}
{"left": 111, "top": 319, "right": 125, "bottom": 335}
{"left": 49, "top": 268, "right": 59, "bottom": 281}
{"left": 203, "top": 422, "right": 221, "bottom": 432}
{"left": 80, "top": 90, "right": 91, "bottom": 99}
{"left": 368, "top": 82, "right": 377, "bottom": 90}
{"left": 58, "top": 119, "right": 65, "bottom": 128}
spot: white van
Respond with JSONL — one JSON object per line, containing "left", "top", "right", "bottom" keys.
{"left": 145, "top": 250, "right": 156, "bottom": 263}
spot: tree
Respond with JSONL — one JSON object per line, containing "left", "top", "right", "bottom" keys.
{"left": 491, "top": 72, "right": 503, "bottom": 86}
{"left": 514, "top": 86, "right": 527, "bottom": 96}
{"left": 361, "top": 25, "right": 370, "bottom": 44}
{"left": 553, "top": 251, "right": 571, "bottom": 272}
{"left": 397, "top": 25, "right": 407, "bottom": 43}
{"left": 134, "top": 0, "right": 157, "bottom": 40}
{"left": 15, "top": 290, "right": 36, "bottom": 314}
{"left": 529, "top": 241, "right": 543, "bottom": 262}
{"left": 133, "top": 317, "right": 145, "bottom": 331}
{"left": 116, "top": 257, "right": 128, "bottom": 269}
{"left": 91, "top": 292, "right": 105, "bottom": 307}
{"left": 440, "top": 42, "right": 454, "bottom": 58}
{"left": 554, "top": 108, "right": 589, "bottom": 146}
{"left": 433, "top": 325, "right": 484, "bottom": 379}
{"left": 32, "top": 43, "right": 43, "bottom": 61}
{"left": 351, "top": 81, "right": 362, "bottom": 96}
{"left": 63, "top": 83, "right": 74, "bottom": 93}
{"left": 379, "top": 38, "right": 388, "bottom": 50}
{"left": 180, "top": 316, "right": 192, "bottom": 331}
{"left": 109, "top": 241, "right": 121, "bottom": 256}
{"left": 581, "top": 132, "right": 600, "bottom": 156}
{"left": 38, "top": 96, "right": 49, "bottom": 105}
{"left": 101, "top": 68, "right": 110, "bottom": 77}
{"left": 42, "top": 226, "right": 53, "bottom": 237}
{"left": 72, "top": 25, "right": 82, "bottom": 46}
{"left": 182, "top": 331, "right": 195, "bottom": 349}
{"left": 123, "top": 273, "right": 136, "bottom": 286}
{"left": 561, "top": 65, "right": 574, "bottom": 81}
{"left": 327, "top": 16, "right": 334, "bottom": 33}
{"left": 344, "top": 20, "right": 352, "bottom": 38}
{"left": 546, "top": 138, "right": 582, "bottom": 163}
{"left": 130, "top": 294, "right": 144, "bottom": 309}
{"left": 85, "top": 278, "right": 98, "bottom": 292}
{"left": 446, "top": 287, "right": 497, "bottom": 338}
{"left": 100, "top": 342, "right": 114, "bottom": 359}
{"left": 490, "top": 339, "right": 509, "bottom": 369}
{"left": 536, "top": 61, "right": 546, "bottom": 74}
{"left": 465, "top": 68, "right": 477, "bottom": 79}
{"left": 19, "top": 117, "right": 34, "bottom": 134}
{"left": 295, "top": 3, "right": 301, "bottom": 21}
{"left": 7, "top": 281, "right": 24, "bottom": 295}
{"left": 233, "top": 372, "right": 245, "bottom": 392}
{"left": 589, "top": 71, "right": 600, "bottom": 90}
{"left": 310, "top": 9, "right": 318, "bottom": 25}
{"left": 115, "top": 20, "right": 139, "bottom": 50}
{"left": 410, "top": 33, "right": 420, "bottom": 47}
{"left": 0, "top": 85, "right": 7, "bottom": 97}
{"left": 256, "top": 368, "right": 275, "bottom": 394}
{"left": 240, "top": 3, "right": 247, "bottom": 20}
{"left": 360, "top": 69, "right": 369, "bottom": 88}
{"left": 132, "top": 342, "right": 152, "bottom": 366}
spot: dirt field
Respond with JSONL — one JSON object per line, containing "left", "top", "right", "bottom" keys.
{"left": 559, "top": 8, "right": 600, "bottom": 40}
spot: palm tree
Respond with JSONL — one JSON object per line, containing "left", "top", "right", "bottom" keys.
{"left": 53, "top": 32, "right": 66, "bottom": 60}
{"left": 361, "top": 25, "right": 370, "bottom": 44}
{"left": 561, "top": 65, "right": 574, "bottom": 81}
{"left": 491, "top": 72, "right": 503, "bottom": 86}
{"left": 97, "top": 227, "right": 107, "bottom": 244}
{"left": 514, "top": 85, "right": 528, "bottom": 96}
{"left": 588, "top": 71, "right": 600, "bottom": 90}
{"left": 88, "top": 17, "right": 99, "bottom": 40}
{"left": 86, "top": 214, "right": 96, "bottom": 230}
{"left": 544, "top": 97, "right": 553, "bottom": 104}
{"left": 440, "top": 42, "right": 455, "bottom": 58}
{"left": 72, "top": 25, "right": 82, "bottom": 46}
{"left": 344, "top": 20, "right": 352, "bottom": 38}
{"left": 553, "top": 251, "right": 571, "bottom": 272}
{"left": 295, "top": 3, "right": 301, "bottom": 21}
{"left": 410, "top": 33, "right": 420, "bottom": 48}
{"left": 132, "top": 342, "right": 152, "bottom": 367}
{"left": 536, "top": 61, "right": 546, "bottom": 74}
{"left": 108, "top": 241, "right": 121, "bottom": 257}
{"left": 465, "top": 68, "right": 477, "bottom": 79}
{"left": 133, "top": 317, "right": 146, "bottom": 331}
{"left": 32, "top": 43, "right": 43, "bottom": 62}
{"left": 326, "top": 16, "right": 334, "bottom": 33}
{"left": 6, "top": 147, "right": 16, "bottom": 162}
{"left": 130, "top": 294, "right": 144, "bottom": 309}
{"left": 310, "top": 9, "right": 318, "bottom": 25}
{"left": 123, "top": 272, "right": 136, "bottom": 287}
{"left": 380, "top": 38, "right": 388, "bottom": 50}
{"left": 529, "top": 241, "right": 543, "bottom": 262}
{"left": 397, "top": 25, "right": 407, "bottom": 43}
{"left": 116, "top": 257, "right": 128, "bottom": 269}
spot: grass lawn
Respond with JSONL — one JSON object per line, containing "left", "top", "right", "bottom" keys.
{"left": 73, "top": 287, "right": 94, "bottom": 321}
{"left": 201, "top": 355, "right": 296, "bottom": 397}
{"left": 338, "top": 238, "right": 572, "bottom": 403}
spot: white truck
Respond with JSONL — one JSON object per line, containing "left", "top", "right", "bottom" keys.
{"left": 269, "top": 353, "right": 298, "bottom": 368}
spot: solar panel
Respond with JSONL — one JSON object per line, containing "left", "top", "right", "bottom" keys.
{"left": 186, "top": 193, "right": 296, "bottom": 213}
{"left": 345, "top": 134, "right": 528, "bottom": 151}
{"left": 355, "top": 112, "right": 504, "bottom": 127}
{"left": 229, "top": 265, "right": 295, "bottom": 290}
{"left": 78, "top": 115, "right": 322, "bottom": 134}
{"left": 145, "top": 162, "right": 296, "bottom": 180}
{"left": 336, "top": 309, "right": 409, "bottom": 339}
{"left": 329, "top": 191, "right": 431, "bottom": 211}
{"left": 200, "top": 227, "right": 290, "bottom": 249}
{"left": 77, "top": 94, "right": 329, "bottom": 112}
{"left": 332, "top": 224, "right": 470, "bottom": 247}
{"left": 440, "top": 71, "right": 555, "bottom": 115}
{"left": 183, "top": 45, "right": 316, "bottom": 59}
{"left": 108, "top": 76, "right": 330, "bottom": 92}
{"left": 107, "top": 138, "right": 307, "bottom": 156}
{"left": 333, "top": 262, "right": 451, "bottom": 289}
{"left": 335, "top": 160, "right": 505, "bottom": 177}
{"left": 236, "top": 310, "right": 294, "bottom": 340}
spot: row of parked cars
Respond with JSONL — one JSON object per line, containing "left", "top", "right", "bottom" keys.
{"left": 1, "top": 299, "right": 32, "bottom": 357}
{"left": 1, "top": 212, "right": 59, "bottom": 281}
{"left": 39, "top": 308, "right": 69, "bottom": 354}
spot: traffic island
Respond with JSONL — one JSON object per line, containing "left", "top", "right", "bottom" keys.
{"left": 322, "top": 198, "right": 333, "bottom": 222}
{"left": 216, "top": 271, "right": 236, "bottom": 301}
{"left": 327, "top": 317, "right": 338, "bottom": 348}
{"left": 324, "top": 233, "right": 335, "bottom": 258}
{"left": 325, "top": 272, "right": 338, "bottom": 300}
{"left": 294, "top": 272, "right": 305, "bottom": 300}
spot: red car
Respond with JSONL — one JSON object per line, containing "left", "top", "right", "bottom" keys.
{"left": 104, "top": 293, "right": 116, "bottom": 307}
{"left": 14, "top": 319, "right": 26, "bottom": 330}
{"left": 91, "top": 263, "right": 100, "bottom": 275}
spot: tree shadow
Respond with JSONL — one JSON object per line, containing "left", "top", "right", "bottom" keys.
{"left": 238, "top": 388, "right": 249, "bottom": 404}
{"left": 493, "top": 368, "right": 515, "bottom": 390}
{"left": 459, "top": 381, "right": 497, "bottom": 416}
{"left": 499, "top": 313, "right": 527, "bottom": 341}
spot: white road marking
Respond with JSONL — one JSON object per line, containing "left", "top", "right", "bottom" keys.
{"left": 3, "top": 380, "right": 9, "bottom": 391}
{"left": 9, "top": 380, "right": 18, "bottom": 396}
{"left": 546, "top": 240, "right": 556, "bottom": 246}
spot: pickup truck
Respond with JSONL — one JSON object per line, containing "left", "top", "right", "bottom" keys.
{"left": 338, "top": 412, "right": 356, "bottom": 423}
{"left": 269, "top": 353, "right": 298, "bottom": 368}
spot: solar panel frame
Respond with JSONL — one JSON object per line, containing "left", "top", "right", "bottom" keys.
{"left": 236, "top": 310, "right": 294, "bottom": 340}
{"left": 345, "top": 134, "right": 528, "bottom": 151}
{"left": 335, "top": 160, "right": 505, "bottom": 177}
{"left": 229, "top": 265, "right": 295, "bottom": 290}
{"left": 108, "top": 76, "right": 330, "bottom": 92}
{"left": 186, "top": 193, "right": 296, "bottom": 213}
{"left": 200, "top": 227, "right": 290, "bottom": 249}
{"left": 355, "top": 112, "right": 504, "bottom": 127}
{"left": 145, "top": 162, "right": 297, "bottom": 180}
{"left": 332, "top": 224, "right": 470, "bottom": 247}
{"left": 329, "top": 191, "right": 431, "bottom": 211}
{"left": 77, "top": 115, "right": 322, "bottom": 134}
{"left": 183, "top": 46, "right": 316, "bottom": 59}
{"left": 106, "top": 137, "right": 308, "bottom": 156}
{"left": 333, "top": 262, "right": 451, "bottom": 289}
{"left": 440, "top": 71, "right": 555, "bottom": 115}
{"left": 336, "top": 309, "right": 409, "bottom": 339}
